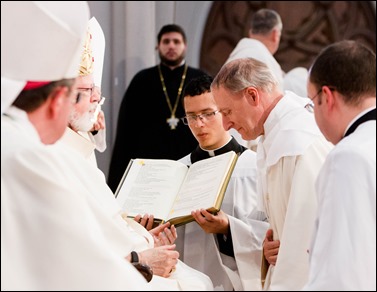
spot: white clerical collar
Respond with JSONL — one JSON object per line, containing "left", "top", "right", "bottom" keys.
{"left": 199, "top": 136, "right": 232, "bottom": 157}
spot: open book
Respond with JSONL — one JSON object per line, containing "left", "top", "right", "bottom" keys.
{"left": 115, "top": 151, "right": 238, "bottom": 227}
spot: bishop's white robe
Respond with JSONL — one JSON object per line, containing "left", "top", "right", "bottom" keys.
{"left": 58, "top": 127, "right": 106, "bottom": 167}
{"left": 304, "top": 109, "right": 376, "bottom": 291}
{"left": 1, "top": 107, "right": 213, "bottom": 291}
{"left": 257, "top": 93, "right": 333, "bottom": 290}
{"left": 177, "top": 149, "right": 269, "bottom": 290}
{"left": 60, "top": 127, "right": 97, "bottom": 166}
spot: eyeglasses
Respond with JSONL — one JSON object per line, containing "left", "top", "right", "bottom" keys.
{"left": 181, "top": 110, "right": 219, "bottom": 125}
{"left": 305, "top": 88, "right": 322, "bottom": 113}
{"left": 77, "top": 85, "right": 94, "bottom": 99}
{"left": 305, "top": 86, "right": 336, "bottom": 113}
{"left": 91, "top": 86, "right": 106, "bottom": 105}
{"left": 93, "top": 86, "right": 101, "bottom": 95}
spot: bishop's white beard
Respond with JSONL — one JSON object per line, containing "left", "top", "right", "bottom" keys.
{"left": 69, "top": 104, "right": 97, "bottom": 132}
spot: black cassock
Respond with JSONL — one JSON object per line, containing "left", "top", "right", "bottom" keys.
{"left": 108, "top": 63, "right": 208, "bottom": 192}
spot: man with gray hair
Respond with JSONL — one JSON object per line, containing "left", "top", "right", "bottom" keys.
{"left": 211, "top": 57, "right": 332, "bottom": 290}
{"left": 226, "top": 8, "right": 310, "bottom": 152}
{"left": 226, "top": 9, "right": 284, "bottom": 90}
{"left": 227, "top": 8, "right": 308, "bottom": 96}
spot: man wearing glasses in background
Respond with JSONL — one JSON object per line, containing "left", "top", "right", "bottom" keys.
{"left": 210, "top": 57, "right": 333, "bottom": 290}
{"left": 176, "top": 75, "right": 269, "bottom": 290}
{"left": 303, "top": 40, "right": 376, "bottom": 290}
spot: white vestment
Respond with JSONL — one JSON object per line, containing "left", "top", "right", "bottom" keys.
{"left": 283, "top": 67, "right": 309, "bottom": 98}
{"left": 257, "top": 93, "right": 333, "bottom": 290}
{"left": 88, "top": 128, "right": 107, "bottom": 152}
{"left": 226, "top": 38, "right": 308, "bottom": 98}
{"left": 177, "top": 149, "right": 269, "bottom": 290}
{"left": 60, "top": 127, "right": 98, "bottom": 166}
{"left": 304, "top": 111, "right": 376, "bottom": 291}
{"left": 226, "top": 38, "right": 284, "bottom": 91}
{"left": 1, "top": 107, "right": 213, "bottom": 291}
{"left": 59, "top": 127, "right": 106, "bottom": 167}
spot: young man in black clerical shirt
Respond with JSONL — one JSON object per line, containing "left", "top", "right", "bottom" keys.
{"left": 108, "top": 24, "right": 208, "bottom": 193}
{"left": 175, "top": 75, "right": 269, "bottom": 291}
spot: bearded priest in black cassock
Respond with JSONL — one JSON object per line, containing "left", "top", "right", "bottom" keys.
{"left": 108, "top": 24, "right": 208, "bottom": 192}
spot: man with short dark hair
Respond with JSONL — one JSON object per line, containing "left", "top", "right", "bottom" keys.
{"left": 108, "top": 24, "right": 208, "bottom": 192}
{"left": 176, "top": 75, "right": 268, "bottom": 290}
{"left": 304, "top": 40, "right": 376, "bottom": 291}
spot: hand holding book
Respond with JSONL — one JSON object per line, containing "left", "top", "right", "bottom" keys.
{"left": 115, "top": 151, "right": 238, "bottom": 227}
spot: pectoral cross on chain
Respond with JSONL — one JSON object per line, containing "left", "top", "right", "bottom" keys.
{"left": 167, "top": 115, "right": 179, "bottom": 130}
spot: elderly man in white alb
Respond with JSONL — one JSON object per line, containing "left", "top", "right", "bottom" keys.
{"left": 210, "top": 58, "right": 332, "bottom": 290}
{"left": 55, "top": 16, "right": 214, "bottom": 290}
{"left": 1, "top": 2, "right": 213, "bottom": 291}
{"left": 1, "top": 2, "right": 149, "bottom": 290}
{"left": 60, "top": 17, "right": 106, "bottom": 167}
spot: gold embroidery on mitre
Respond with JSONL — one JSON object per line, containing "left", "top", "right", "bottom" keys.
{"left": 78, "top": 29, "right": 94, "bottom": 76}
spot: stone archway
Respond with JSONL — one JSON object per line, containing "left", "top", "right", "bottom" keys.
{"left": 200, "top": 1, "right": 376, "bottom": 77}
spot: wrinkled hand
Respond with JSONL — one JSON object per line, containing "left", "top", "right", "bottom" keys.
{"left": 134, "top": 214, "right": 155, "bottom": 231}
{"left": 150, "top": 222, "right": 177, "bottom": 246}
{"left": 191, "top": 209, "right": 229, "bottom": 234}
{"left": 139, "top": 244, "right": 179, "bottom": 278}
{"left": 263, "top": 229, "right": 280, "bottom": 266}
{"left": 91, "top": 110, "right": 106, "bottom": 132}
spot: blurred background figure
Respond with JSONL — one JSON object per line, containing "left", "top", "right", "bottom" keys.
{"left": 107, "top": 24, "right": 209, "bottom": 193}
{"left": 225, "top": 8, "right": 309, "bottom": 150}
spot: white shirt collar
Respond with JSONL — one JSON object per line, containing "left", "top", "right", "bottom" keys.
{"left": 199, "top": 136, "right": 232, "bottom": 157}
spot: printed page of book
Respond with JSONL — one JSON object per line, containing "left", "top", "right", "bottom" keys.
{"left": 116, "top": 159, "right": 188, "bottom": 220}
{"left": 167, "top": 151, "right": 236, "bottom": 221}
